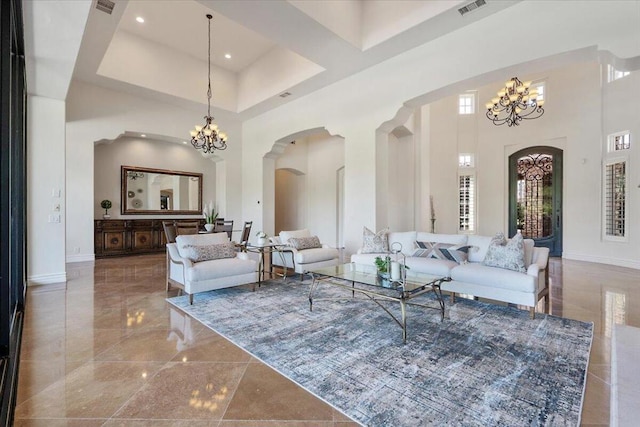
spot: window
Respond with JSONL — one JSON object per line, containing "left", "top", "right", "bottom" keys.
{"left": 530, "top": 81, "right": 545, "bottom": 106}
{"left": 458, "top": 93, "right": 475, "bottom": 115}
{"left": 458, "top": 173, "right": 475, "bottom": 232}
{"left": 458, "top": 154, "right": 474, "bottom": 168}
{"left": 608, "top": 64, "right": 630, "bottom": 82}
{"left": 608, "top": 132, "right": 631, "bottom": 152}
{"left": 604, "top": 159, "right": 627, "bottom": 239}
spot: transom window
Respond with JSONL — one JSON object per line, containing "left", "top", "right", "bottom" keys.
{"left": 608, "top": 65, "right": 630, "bottom": 82}
{"left": 608, "top": 132, "right": 631, "bottom": 152}
{"left": 458, "top": 93, "right": 475, "bottom": 115}
{"left": 458, "top": 154, "right": 474, "bottom": 168}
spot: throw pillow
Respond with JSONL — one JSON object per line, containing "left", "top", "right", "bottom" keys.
{"left": 180, "top": 242, "right": 237, "bottom": 263}
{"left": 438, "top": 245, "right": 473, "bottom": 264}
{"left": 482, "top": 232, "right": 526, "bottom": 272}
{"left": 362, "top": 227, "right": 389, "bottom": 253}
{"left": 412, "top": 241, "right": 452, "bottom": 258}
{"left": 288, "top": 236, "right": 322, "bottom": 250}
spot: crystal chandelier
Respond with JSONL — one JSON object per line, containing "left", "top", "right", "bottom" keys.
{"left": 485, "top": 77, "right": 544, "bottom": 126}
{"left": 190, "top": 14, "right": 227, "bottom": 152}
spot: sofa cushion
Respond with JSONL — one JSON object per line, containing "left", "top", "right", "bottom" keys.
{"left": 186, "top": 257, "right": 255, "bottom": 281}
{"left": 288, "top": 236, "right": 322, "bottom": 250}
{"left": 280, "top": 229, "right": 311, "bottom": 243}
{"left": 466, "top": 235, "right": 493, "bottom": 263}
{"left": 405, "top": 257, "right": 458, "bottom": 277}
{"left": 294, "top": 247, "right": 339, "bottom": 264}
{"left": 483, "top": 232, "right": 526, "bottom": 273}
{"left": 362, "top": 227, "right": 389, "bottom": 253}
{"left": 180, "top": 242, "right": 237, "bottom": 262}
{"left": 387, "top": 231, "right": 417, "bottom": 255}
{"left": 451, "top": 263, "right": 536, "bottom": 293}
{"left": 176, "top": 233, "right": 229, "bottom": 258}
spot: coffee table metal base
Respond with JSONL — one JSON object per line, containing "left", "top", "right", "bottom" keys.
{"left": 308, "top": 274, "right": 448, "bottom": 343}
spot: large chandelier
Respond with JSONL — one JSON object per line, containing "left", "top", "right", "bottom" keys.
{"left": 190, "top": 14, "right": 227, "bottom": 152}
{"left": 485, "top": 77, "right": 544, "bottom": 126}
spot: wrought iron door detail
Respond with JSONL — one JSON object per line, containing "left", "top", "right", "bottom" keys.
{"left": 516, "top": 153, "right": 553, "bottom": 238}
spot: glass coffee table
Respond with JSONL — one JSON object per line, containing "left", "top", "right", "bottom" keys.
{"left": 308, "top": 262, "right": 450, "bottom": 343}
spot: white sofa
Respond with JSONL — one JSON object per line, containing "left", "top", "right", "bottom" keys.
{"left": 167, "top": 232, "right": 258, "bottom": 304}
{"left": 350, "top": 231, "right": 550, "bottom": 318}
{"left": 270, "top": 229, "right": 340, "bottom": 279}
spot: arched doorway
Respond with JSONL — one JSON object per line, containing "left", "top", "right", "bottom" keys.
{"left": 508, "top": 146, "right": 563, "bottom": 256}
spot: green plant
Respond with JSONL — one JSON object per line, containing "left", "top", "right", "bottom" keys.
{"left": 374, "top": 256, "right": 390, "bottom": 273}
{"left": 203, "top": 201, "right": 218, "bottom": 224}
{"left": 100, "top": 199, "right": 112, "bottom": 215}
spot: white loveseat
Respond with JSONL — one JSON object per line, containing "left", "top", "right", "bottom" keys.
{"left": 270, "top": 229, "right": 340, "bottom": 279}
{"left": 350, "top": 231, "right": 550, "bottom": 318}
{"left": 167, "top": 232, "right": 258, "bottom": 304}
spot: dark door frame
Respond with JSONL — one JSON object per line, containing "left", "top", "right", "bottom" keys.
{"left": 508, "top": 146, "right": 563, "bottom": 257}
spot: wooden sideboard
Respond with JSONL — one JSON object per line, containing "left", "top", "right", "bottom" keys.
{"left": 94, "top": 219, "right": 205, "bottom": 258}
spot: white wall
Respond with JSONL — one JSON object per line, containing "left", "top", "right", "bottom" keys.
{"left": 426, "top": 61, "right": 639, "bottom": 268}
{"left": 275, "top": 169, "right": 305, "bottom": 234}
{"left": 28, "top": 96, "right": 67, "bottom": 284}
{"left": 65, "top": 80, "right": 242, "bottom": 263}
{"left": 93, "top": 137, "right": 216, "bottom": 219}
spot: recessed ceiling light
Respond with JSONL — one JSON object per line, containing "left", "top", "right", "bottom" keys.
{"left": 224, "top": 53, "right": 231, "bottom": 59}
{"left": 136, "top": 16, "right": 145, "bottom": 23}
{"left": 182, "top": 141, "right": 188, "bottom": 145}
{"left": 141, "top": 134, "right": 146, "bottom": 137}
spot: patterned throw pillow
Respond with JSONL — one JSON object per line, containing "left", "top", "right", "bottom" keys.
{"left": 438, "top": 245, "right": 472, "bottom": 264}
{"left": 482, "top": 232, "right": 526, "bottom": 272}
{"left": 412, "top": 241, "right": 452, "bottom": 258}
{"left": 180, "top": 242, "right": 237, "bottom": 262}
{"left": 362, "top": 227, "right": 389, "bottom": 253}
{"left": 288, "top": 236, "right": 322, "bottom": 250}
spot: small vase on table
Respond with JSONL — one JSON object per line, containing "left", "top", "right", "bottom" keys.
{"left": 204, "top": 223, "right": 214, "bottom": 233}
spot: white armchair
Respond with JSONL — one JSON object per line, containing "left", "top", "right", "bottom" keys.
{"left": 270, "top": 229, "right": 339, "bottom": 279}
{"left": 167, "top": 232, "right": 257, "bottom": 304}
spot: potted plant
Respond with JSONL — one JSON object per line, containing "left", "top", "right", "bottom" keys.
{"left": 203, "top": 201, "right": 218, "bottom": 232}
{"left": 100, "top": 199, "right": 112, "bottom": 219}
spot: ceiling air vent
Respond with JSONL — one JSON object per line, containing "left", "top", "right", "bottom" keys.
{"left": 458, "top": 0, "right": 487, "bottom": 16}
{"left": 96, "top": 0, "right": 115, "bottom": 15}
{"left": 279, "top": 92, "right": 292, "bottom": 98}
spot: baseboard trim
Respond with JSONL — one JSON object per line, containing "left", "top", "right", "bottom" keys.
{"left": 27, "top": 272, "right": 67, "bottom": 285}
{"left": 66, "top": 253, "right": 95, "bottom": 263}
{"left": 562, "top": 252, "right": 640, "bottom": 270}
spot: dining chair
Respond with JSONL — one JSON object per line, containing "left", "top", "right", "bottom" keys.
{"left": 214, "top": 219, "right": 234, "bottom": 240}
{"left": 235, "top": 221, "right": 252, "bottom": 251}
{"left": 162, "top": 221, "right": 178, "bottom": 243}
{"left": 174, "top": 221, "right": 200, "bottom": 236}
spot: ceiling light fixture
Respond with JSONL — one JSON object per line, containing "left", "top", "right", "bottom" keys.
{"left": 136, "top": 16, "right": 144, "bottom": 23}
{"left": 140, "top": 134, "right": 146, "bottom": 137}
{"left": 190, "top": 14, "right": 227, "bottom": 153}
{"left": 485, "top": 77, "right": 544, "bottom": 126}
{"left": 224, "top": 53, "right": 231, "bottom": 59}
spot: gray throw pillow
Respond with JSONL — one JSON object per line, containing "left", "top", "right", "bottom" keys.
{"left": 288, "top": 236, "right": 322, "bottom": 250}
{"left": 482, "top": 232, "right": 526, "bottom": 272}
{"left": 362, "top": 227, "right": 389, "bottom": 253}
{"left": 180, "top": 242, "right": 237, "bottom": 262}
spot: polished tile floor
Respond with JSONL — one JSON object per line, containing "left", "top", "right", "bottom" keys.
{"left": 14, "top": 254, "right": 639, "bottom": 426}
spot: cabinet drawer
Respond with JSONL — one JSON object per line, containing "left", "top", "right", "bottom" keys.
{"left": 103, "top": 231, "right": 126, "bottom": 252}
{"left": 132, "top": 230, "right": 154, "bottom": 250}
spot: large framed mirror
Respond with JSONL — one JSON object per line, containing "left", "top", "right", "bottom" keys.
{"left": 121, "top": 166, "right": 202, "bottom": 215}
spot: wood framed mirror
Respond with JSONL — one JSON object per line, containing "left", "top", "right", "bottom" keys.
{"left": 121, "top": 166, "right": 203, "bottom": 215}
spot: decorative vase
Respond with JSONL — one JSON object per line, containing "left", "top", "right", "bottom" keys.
{"left": 204, "top": 223, "right": 214, "bottom": 232}
{"left": 257, "top": 237, "right": 268, "bottom": 246}
{"left": 103, "top": 214, "right": 111, "bottom": 219}
{"left": 376, "top": 272, "right": 391, "bottom": 288}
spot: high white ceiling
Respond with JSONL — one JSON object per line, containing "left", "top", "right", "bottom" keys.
{"left": 22, "top": 0, "right": 640, "bottom": 122}
{"left": 24, "top": 0, "right": 523, "bottom": 120}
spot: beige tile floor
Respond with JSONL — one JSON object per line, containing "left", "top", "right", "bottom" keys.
{"left": 14, "top": 254, "right": 639, "bottom": 426}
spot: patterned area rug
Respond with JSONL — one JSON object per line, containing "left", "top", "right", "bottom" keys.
{"left": 168, "top": 279, "right": 592, "bottom": 426}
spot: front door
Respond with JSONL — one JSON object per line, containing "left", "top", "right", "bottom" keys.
{"left": 508, "top": 147, "right": 563, "bottom": 257}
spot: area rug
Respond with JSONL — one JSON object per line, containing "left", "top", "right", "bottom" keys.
{"left": 168, "top": 279, "right": 593, "bottom": 426}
